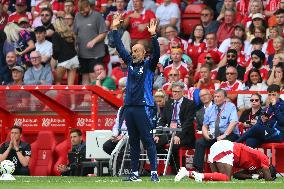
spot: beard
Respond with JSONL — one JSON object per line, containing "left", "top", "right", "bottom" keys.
{"left": 132, "top": 55, "right": 143, "bottom": 64}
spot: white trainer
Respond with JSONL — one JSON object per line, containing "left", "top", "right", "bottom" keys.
{"left": 191, "top": 171, "right": 204, "bottom": 182}
{"left": 174, "top": 167, "right": 188, "bottom": 182}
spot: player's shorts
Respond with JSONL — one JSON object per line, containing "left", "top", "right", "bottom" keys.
{"left": 208, "top": 140, "right": 234, "bottom": 166}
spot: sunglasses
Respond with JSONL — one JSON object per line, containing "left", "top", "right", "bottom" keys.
{"left": 172, "top": 90, "right": 182, "bottom": 93}
{"left": 41, "top": 14, "right": 51, "bottom": 17}
{"left": 226, "top": 72, "right": 236, "bottom": 75}
{"left": 250, "top": 99, "right": 260, "bottom": 102}
{"left": 205, "top": 56, "right": 212, "bottom": 60}
{"left": 201, "top": 14, "right": 210, "bottom": 17}
{"left": 169, "top": 74, "right": 178, "bottom": 77}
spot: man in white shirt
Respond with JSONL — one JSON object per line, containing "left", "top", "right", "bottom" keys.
{"left": 155, "top": 0, "right": 180, "bottom": 37}
{"left": 34, "top": 26, "right": 52, "bottom": 64}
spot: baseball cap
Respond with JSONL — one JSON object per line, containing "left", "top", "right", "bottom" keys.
{"left": 11, "top": 66, "right": 25, "bottom": 73}
{"left": 16, "top": 0, "right": 27, "bottom": 5}
{"left": 252, "top": 13, "right": 264, "bottom": 20}
{"left": 18, "top": 17, "right": 29, "bottom": 24}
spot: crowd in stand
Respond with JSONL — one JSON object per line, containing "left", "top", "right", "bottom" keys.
{"left": 0, "top": 0, "right": 284, "bottom": 175}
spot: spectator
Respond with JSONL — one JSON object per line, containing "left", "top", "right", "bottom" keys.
{"left": 0, "top": 3, "right": 8, "bottom": 30}
{"left": 274, "top": 8, "right": 284, "bottom": 36}
{"left": 124, "top": 0, "right": 156, "bottom": 46}
{"left": 157, "top": 37, "right": 169, "bottom": 64}
{"left": 155, "top": 81, "right": 195, "bottom": 174}
{"left": 247, "top": 13, "right": 268, "bottom": 41}
{"left": 193, "top": 89, "right": 239, "bottom": 173}
{"left": 266, "top": 26, "right": 282, "bottom": 56}
{"left": 216, "top": 9, "right": 237, "bottom": 45}
{"left": 64, "top": 13, "right": 75, "bottom": 28}
{"left": 64, "top": 0, "right": 76, "bottom": 15}
{"left": 105, "top": 0, "right": 127, "bottom": 29}
{"left": 236, "top": 84, "right": 284, "bottom": 148}
{"left": 162, "top": 68, "right": 186, "bottom": 92}
{"left": 24, "top": 51, "right": 53, "bottom": 85}
{"left": 237, "top": 68, "right": 268, "bottom": 112}
{"left": 241, "top": 0, "right": 264, "bottom": 28}
{"left": 196, "top": 89, "right": 213, "bottom": 131}
{"left": 154, "top": 89, "right": 167, "bottom": 120}
{"left": 163, "top": 47, "right": 188, "bottom": 81}
{"left": 34, "top": 26, "right": 52, "bottom": 64}
{"left": 250, "top": 26, "right": 268, "bottom": 52}
{"left": 52, "top": 18, "right": 79, "bottom": 85}
{"left": 127, "top": 0, "right": 157, "bottom": 13}
{"left": 0, "top": 125, "right": 31, "bottom": 175}
{"left": 73, "top": 0, "right": 107, "bottom": 84}
{"left": 110, "top": 58, "right": 128, "bottom": 86}
{"left": 219, "top": 66, "right": 243, "bottom": 103}
{"left": 4, "top": 23, "right": 35, "bottom": 68}
{"left": 57, "top": 128, "right": 92, "bottom": 176}
{"left": 91, "top": 63, "right": 116, "bottom": 90}
{"left": 217, "top": 0, "right": 242, "bottom": 22}
{"left": 200, "top": 6, "right": 220, "bottom": 35}
{"left": 33, "top": 0, "right": 60, "bottom": 17}
{"left": 6, "top": 66, "right": 29, "bottom": 109}
{"left": 187, "top": 24, "right": 206, "bottom": 69}
{"left": 35, "top": 8, "right": 55, "bottom": 42}
{"left": 268, "top": 36, "right": 284, "bottom": 68}
{"left": 196, "top": 64, "right": 219, "bottom": 91}
{"left": 8, "top": 0, "right": 33, "bottom": 25}
{"left": 196, "top": 33, "right": 221, "bottom": 74}
{"left": 267, "top": 63, "right": 284, "bottom": 93}
{"left": 103, "top": 105, "right": 128, "bottom": 155}
{"left": 1, "top": 51, "right": 18, "bottom": 85}
{"left": 247, "top": 37, "right": 266, "bottom": 59}
{"left": 155, "top": 0, "right": 180, "bottom": 37}
{"left": 239, "top": 93, "right": 263, "bottom": 129}
{"left": 244, "top": 50, "right": 269, "bottom": 82}
{"left": 217, "top": 49, "right": 246, "bottom": 82}
{"left": 164, "top": 25, "right": 188, "bottom": 51}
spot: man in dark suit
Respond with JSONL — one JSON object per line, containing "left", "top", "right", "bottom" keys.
{"left": 196, "top": 89, "right": 213, "bottom": 131}
{"left": 154, "top": 81, "right": 195, "bottom": 174}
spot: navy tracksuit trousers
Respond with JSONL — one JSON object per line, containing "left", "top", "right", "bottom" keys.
{"left": 124, "top": 106, "right": 157, "bottom": 172}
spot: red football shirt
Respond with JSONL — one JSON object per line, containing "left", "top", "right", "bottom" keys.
{"left": 233, "top": 142, "right": 269, "bottom": 171}
{"left": 164, "top": 62, "right": 188, "bottom": 81}
{"left": 8, "top": 12, "right": 33, "bottom": 25}
{"left": 187, "top": 41, "right": 206, "bottom": 69}
{"left": 126, "top": 9, "right": 156, "bottom": 40}
{"left": 243, "top": 67, "right": 269, "bottom": 82}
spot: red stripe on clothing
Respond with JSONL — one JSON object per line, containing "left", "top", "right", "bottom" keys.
{"left": 213, "top": 150, "right": 233, "bottom": 162}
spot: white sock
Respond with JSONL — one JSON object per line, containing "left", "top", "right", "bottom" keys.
{"left": 151, "top": 171, "right": 157, "bottom": 175}
{"left": 185, "top": 171, "right": 189, "bottom": 177}
{"left": 133, "top": 171, "right": 138, "bottom": 176}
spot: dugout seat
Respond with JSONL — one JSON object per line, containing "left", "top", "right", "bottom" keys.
{"left": 181, "top": 3, "right": 206, "bottom": 36}
{"left": 29, "top": 131, "right": 57, "bottom": 176}
{"left": 53, "top": 139, "right": 72, "bottom": 176}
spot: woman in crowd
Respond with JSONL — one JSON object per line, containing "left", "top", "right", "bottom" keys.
{"left": 237, "top": 68, "right": 267, "bottom": 112}
{"left": 4, "top": 22, "right": 35, "bottom": 67}
{"left": 187, "top": 24, "right": 206, "bottom": 69}
{"left": 52, "top": 17, "right": 79, "bottom": 85}
{"left": 239, "top": 93, "right": 262, "bottom": 130}
{"left": 266, "top": 26, "right": 283, "bottom": 57}
{"left": 154, "top": 89, "right": 167, "bottom": 121}
{"left": 268, "top": 36, "right": 284, "bottom": 68}
{"left": 267, "top": 62, "right": 284, "bottom": 90}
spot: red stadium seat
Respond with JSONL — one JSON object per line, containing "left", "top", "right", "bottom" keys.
{"left": 181, "top": 3, "right": 206, "bottom": 36}
{"left": 260, "top": 142, "right": 284, "bottom": 167}
{"left": 53, "top": 139, "right": 72, "bottom": 176}
{"left": 29, "top": 131, "right": 57, "bottom": 176}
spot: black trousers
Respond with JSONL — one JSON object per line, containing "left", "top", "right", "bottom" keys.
{"left": 193, "top": 133, "right": 239, "bottom": 172}
{"left": 14, "top": 167, "right": 30, "bottom": 175}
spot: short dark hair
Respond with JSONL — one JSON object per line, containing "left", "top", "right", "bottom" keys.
{"left": 70, "top": 128, "right": 82, "bottom": 136}
{"left": 251, "top": 37, "right": 264, "bottom": 45}
{"left": 274, "top": 8, "right": 284, "bottom": 16}
{"left": 215, "top": 89, "right": 227, "bottom": 97}
{"left": 41, "top": 7, "right": 53, "bottom": 17}
{"left": 202, "top": 6, "right": 214, "bottom": 16}
{"left": 267, "top": 84, "right": 281, "bottom": 93}
{"left": 11, "top": 125, "right": 22, "bottom": 134}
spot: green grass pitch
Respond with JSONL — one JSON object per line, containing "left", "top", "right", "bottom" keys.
{"left": 0, "top": 176, "right": 284, "bottom": 189}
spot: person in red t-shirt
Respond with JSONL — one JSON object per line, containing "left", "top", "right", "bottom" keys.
{"left": 175, "top": 140, "right": 275, "bottom": 182}
{"left": 8, "top": 0, "right": 33, "bottom": 25}
{"left": 105, "top": 0, "right": 127, "bottom": 29}
{"left": 123, "top": 0, "right": 156, "bottom": 46}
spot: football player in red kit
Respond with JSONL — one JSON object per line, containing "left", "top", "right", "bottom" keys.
{"left": 175, "top": 140, "right": 276, "bottom": 182}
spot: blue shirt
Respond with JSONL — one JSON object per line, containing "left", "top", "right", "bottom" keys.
{"left": 203, "top": 101, "right": 239, "bottom": 135}
{"left": 113, "top": 30, "right": 160, "bottom": 106}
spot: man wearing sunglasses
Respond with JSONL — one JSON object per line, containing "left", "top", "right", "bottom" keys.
{"left": 236, "top": 84, "right": 284, "bottom": 148}
{"left": 8, "top": 0, "right": 32, "bottom": 25}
